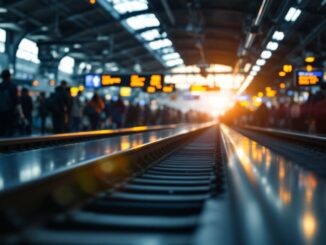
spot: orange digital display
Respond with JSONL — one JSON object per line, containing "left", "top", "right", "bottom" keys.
{"left": 190, "top": 85, "right": 208, "bottom": 92}
{"left": 102, "top": 75, "right": 121, "bottom": 86}
{"left": 163, "top": 85, "right": 174, "bottom": 93}
{"left": 147, "top": 86, "right": 156, "bottom": 93}
{"left": 130, "top": 75, "right": 146, "bottom": 87}
{"left": 296, "top": 71, "right": 323, "bottom": 86}
{"left": 150, "top": 75, "right": 163, "bottom": 89}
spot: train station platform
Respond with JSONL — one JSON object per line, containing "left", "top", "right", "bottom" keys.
{"left": 0, "top": 123, "right": 325, "bottom": 245}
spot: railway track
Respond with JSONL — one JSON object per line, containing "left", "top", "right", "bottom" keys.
{"left": 0, "top": 123, "right": 223, "bottom": 245}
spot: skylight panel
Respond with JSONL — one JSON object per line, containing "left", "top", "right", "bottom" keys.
{"left": 108, "top": 0, "right": 148, "bottom": 15}
{"left": 284, "top": 7, "right": 301, "bottom": 22}
{"left": 0, "top": 28, "right": 6, "bottom": 53}
{"left": 161, "top": 47, "right": 174, "bottom": 54}
{"left": 140, "top": 29, "right": 161, "bottom": 41}
{"left": 125, "top": 14, "right": 160, "bottom": 30}
{"left": 59, "top": 56, "right": 75, "bottom": 74}
{"left": 162, "top": 52, "right": 180, "bottom": 60}
{"left": 166, "top": 58, "right": 184, "bottom": 67}
{"left": 148, "top": 38, "right": 172, "bottom": 50}
{"left": 266, "top": 41, "right": 279, "bottom": 51}
{"left": 272, "top": 31, "right": 285, "bottom": 41}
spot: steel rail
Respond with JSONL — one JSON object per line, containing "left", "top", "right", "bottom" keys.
{"left": 0, "top": 124, "right": 182, "bottom": 153}
{"left": 0, "top": 122, "right": 215, "bottom": 236}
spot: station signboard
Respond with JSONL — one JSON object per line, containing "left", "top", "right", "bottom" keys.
{"left": 296, "top": 70, "right": 324, "bottom": 86}
{"left": 84, "top": 74, "right": 165, "bottom": 92}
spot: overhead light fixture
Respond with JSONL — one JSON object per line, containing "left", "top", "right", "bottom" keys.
{"left": 162, "top": 52, "right": 180, "bottom": 60}
{"left": 148, "top": 38, "right": 172, "bottom": 50}
{"left": 252, "top": 65, "right": 261, "bottom": 72}
{"left": 244, "top": 63, "right": 252, "bottom": 72}
{"left": 261, "top": 50, "right": 272, "bottom": 59}
{"left": 306, "top": 65, "right": 313, "bottom": 72}
{"left": 140, "top": 29, "right": 161, "bottom": 41}
{"left": 250, "top": 70, "right": 257, "bottom": 76}
{"left": 161, "top": 47, "right": 175, "bottom": 54}
{"left": 0, "top": 7, "right": 8, "bottom": 13}
{"left": 305, "top": 56, "right": 315, "bottom": 63}
{"left": 272, "top": 31, "right": 285, "bottom": 41}
{"left": 266, "top": 41, "right": 279, "bottom": 51}
{"left": 108, "top": 0, "right": 149, "bottom": 15}
{"left": 279, "top": 71, "right": 286, "bottom": 77}
{"left": 166, "top": 58, "right": 184, "bottom": 67}
{"left": 125, "top": 14, "right": 160, "bottom": 31}
{"left": 284, "top": 7, "right": 302, "bottom": 22}
{"left": 256, "top": 59, "right": 266, "bottom": 66}
{"left": 283, "top": 64, "right": 293, "bottom": 73}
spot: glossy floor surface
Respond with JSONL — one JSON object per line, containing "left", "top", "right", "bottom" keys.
{"left": 221, "top": 125, "right": 326, "bottom": 245}
{"left": 0, "top": 124, "right": 206, "bottom": 194}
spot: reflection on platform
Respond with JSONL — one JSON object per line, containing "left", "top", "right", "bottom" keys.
{"left": 221, "top": 125, "right": 325, "bottom": 245}
{"left": 0, "top": 124, "right": 204, "bottom": 194}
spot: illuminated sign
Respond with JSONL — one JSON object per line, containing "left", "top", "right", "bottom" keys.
{"left": 130, "top": 75, "right": 146, "bottom": 87}
{"left": 120, "top": 87, "right": 131, "bottom": 97}
{"left": 147, "top": 86, "right": 156, "bottom": 93}
{"left": 162, "top": 84, "right": 175, "bottom": 93}
{"left": 102, "top": 75, "right": 122, "bottom": 86}
{"left": 296, "top": 70, "right": 323, "bottom": 86}
{"left": 150, "top": 75, "right": 163, "bottom": 89}
{"left": 85, "top": 74, "right": 101, "bottom": 88}
{"left": 84, "top": 74, "right": 165, "bottom": 91}
{"left": 190, "top": 85, "right": 208, "bottom": 92}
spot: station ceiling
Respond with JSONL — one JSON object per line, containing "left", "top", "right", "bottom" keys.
{"left": 0, "top": 0, "right": 325, "bottom": 93}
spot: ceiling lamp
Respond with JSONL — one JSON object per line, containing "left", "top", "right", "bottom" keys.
{"left": 279, "top": 71, "right": 286, "bottom": 77}
{"left": 284, "top": 7, "right": 302, "bottom": 22}
{"left": 166, "top": 58, "right": 184, "bottom": 67}
{"left": 266, "top": 41, "right": 279, "bottom": 51}
{"left": 148, "top": 39, "right": 172, "bottom": 50}
{"left": 256, "top": 59, "right": 266, "bottom": 66}
{"left": 125, "top": 14, "right": 160, "bottom": 30}
{"left": 305, "top": 56, "right": 315, "bottom": 63}
{"left": 272, "top": 31, "right": 285, "bottom": 41}
{"left": 283, "top": 64, "right": 293, "bottom": 73}
{"left": 162, "top": 52, "right": 180, "bottom": 60}
{"left": 261, "top": 50, "right": 272, "bottom": 59}
{"left": 252, "top": 65, "right": 261, "bottom": 72}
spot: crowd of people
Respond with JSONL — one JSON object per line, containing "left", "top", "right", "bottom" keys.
{"left": 0, "top": 70, "right": 211, "bottom": 138}
{"left": 221, "top": 85, "right": 326, "bottom": 135}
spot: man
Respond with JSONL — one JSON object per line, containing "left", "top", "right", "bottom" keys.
{"left": 19, "top": 88, "right": 34, "bottom": 135}
{"left": 0, "top": 70, "right": 18, "bottom": 137}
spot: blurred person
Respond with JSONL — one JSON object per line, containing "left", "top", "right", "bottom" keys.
{"left": 311, "top": 85, "right": 326, "bottom": 134}
{"left": 289, "top": 102, "right": 302, "bottom": 131}
{"left": 110, "top": 96, "right": 125, "bottom": 128}
{"left": 125, "top": 102, "right": 138, "bottom": 127}
{"left": 255, "top": 103, "right": 269, "bottom": 127}
{"left": 71, "top": 91, "right": 83, "bottom": 132}
{"left": 49, "top": 86, "right": 66, "bottom": 134}
{"left": 85, "top": 94, "right": 105, "bottom": 130}
{"left": 161, "top": 106, "right": 170, "bottom": 124}
{"left": 276, "top": 103, "right": 287, "bottom": 128}
{"left": 19, "top": 88, "right": 33, "bottom": 135}
{"left": 37, "top": 92, "right": 48, "bottom": 134}
{"left": 0, "top": 70, "right": 18, "bottom": 137}
{"left": 60, "top": 80, "right": 72, "bottom": 132}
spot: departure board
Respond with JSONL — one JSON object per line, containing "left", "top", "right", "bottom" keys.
{"left": 296, "top": 70, "right": 323, "bottom": 86}
{"left": 84, "top": 74, "right": 165, "bottom": 92}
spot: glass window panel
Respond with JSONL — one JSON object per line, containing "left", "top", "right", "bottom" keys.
{"left": 125, "top": 14, "right": 160, "bottom": 30}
